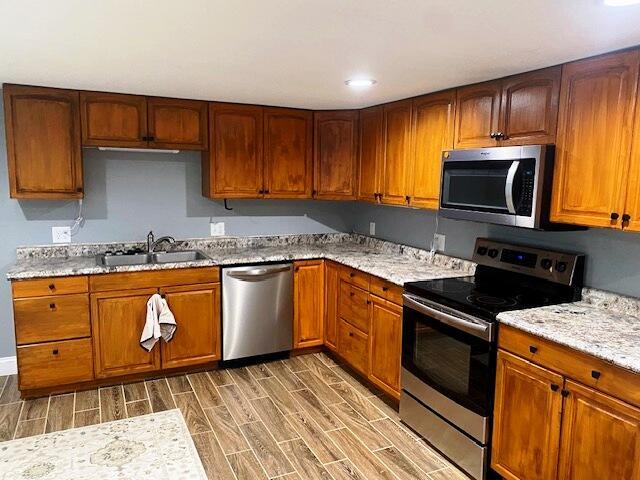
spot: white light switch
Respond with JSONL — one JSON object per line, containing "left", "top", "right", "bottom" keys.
{"left": 52, "top": 226, "right": 71, "bottom": 243}
{"left": 210, "top": 222, "right": 225, "bottom": 236}
{"left": 369, "top": 221, "right": 376, "bottom": 236}
{"left": 433, "top": 233, "right": 446, "bottom": 252}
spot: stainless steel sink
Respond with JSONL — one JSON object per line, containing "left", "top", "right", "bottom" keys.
{"left": 96, "top": 250, "right": 209, "bottom": 267}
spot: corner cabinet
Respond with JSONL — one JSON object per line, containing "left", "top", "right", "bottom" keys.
{"left": 293, "top": 260, "right": 325, "bottom": 348}
{"left": 3, "top": 85, "right": 83, "bottom": 199}
{"left": 551, "top": 50, "right": 640, "bottom": 229}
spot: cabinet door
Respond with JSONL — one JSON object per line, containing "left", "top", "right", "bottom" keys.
{"left": 623, "top": 83, "right": 640, "bottom": 232}
{"left": 293, "top": 260, "right": 324, "bottom": 348}
{"left": 264, "top": 107, "right": 313, "bottom": 198}
{"left": 454, "top": 80, "right": 501, "bottom": 149}
{"left": 160, "top": 283, "right": 220, "bottom": 369}
{"left": 204, "top": 103, "right": 263, "bottom": 198}
{"left": 382, "top": 99, "right": 413, "bottom": 205}
{"left": 91, "top": 288, "right": 161, "bottom": 378}
{"left": 491, "top": 350, "right": 563, "bottom": 480}
{"left": 147, "top": 97, "right": 208, "bottom": 150}
{"left": 558, "top": 380, "right": 640, "bottom": 480}
{"left": 3, "top": 85, "right": 83, "bottom": 199}
{"left": 409, "top": 90, "right": 455, "bottom": 209}
{"left": 314, "top": 110, "right": 359, "bottom": 199}
{"left": 357, "top": 106, "right": 383, "bottom": 203}
{"left": 324, "top": 261, "right": 340, "bottom": 351}
{"left": 368, "top": 295, "right": 402, "bottom": 398}
{"left": 499, "top": 66, "right": 561, "bottom": 146}
{"left": 551, "top": 50, "right": 639, "bottom": 228}
{"left": 80, "top": 92, "right": 147, "bottom": 147}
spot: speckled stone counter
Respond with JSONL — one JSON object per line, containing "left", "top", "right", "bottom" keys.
{"left": 497, "top": 288, "right": 640, "bottom": 374}
{"left": 6, "top": 233, "right": 476, "bottom": 287}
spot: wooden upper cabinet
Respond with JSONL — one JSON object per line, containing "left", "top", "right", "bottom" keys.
{"left": 551, "top": 50, "right": 640, "bottom": 228}
{"left": 203, "top": 103, "right": 264, "bottom": 198}
{"left": 314, "top": 110, "right": 359, "bottom": 199}
{"left": 624, "top": 83, "right": 640, "bottom": 233}
{"left": 558, "top": 380, "right": 640, "bottom": 480}
{"left": 80, "top": 92, "right": 147, "bottom": 147}
{"left": 499, "top": 66, "right": 561, "bottom": 146}
{"left": 368, "top": 296, "right": 402, "bottom": 398}
{"left": 4, "top": 85, "right": 83, "bottom": 199}
{"left": 147, "top": 97, "right": 208, "bottom": 150}
{"left": 264, "top": 107, "right": 313, "bottom": 198}
{"left": 492, "top": 350, "right": 563, "bottom": 480}
{"left": 454, "top": 80, "right": 501, "bottom": 149}
{"left": 382, "top": 99, "right": 413, "bottom": 205}
{"left": 160, "top": 283, "right": 220, "bottom": 369}
{"left": 358, "top": 106, "right": 384, "bottom": 203}
{"left": 293, "top": 260, "right": 324, "bottom": 348}
{"left": 409, "top": 90, "right": 455, "bottom": 209}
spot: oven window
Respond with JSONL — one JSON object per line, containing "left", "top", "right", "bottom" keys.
{"left": 403, "top": 306, "right": 494, "bottom": 416}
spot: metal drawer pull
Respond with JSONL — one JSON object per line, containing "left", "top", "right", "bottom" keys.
{"left": 49, "top": 303, "right": 56, "bottom": 310}
{"left": 349, "top": 272, "right": 355, "bottom": 278}
{"left": 48, "top": 284, "right": 55, "bottom": 290}
{"left": 591, "top": 370, "right": 601, "bottom": 380}
{"left": 52, "top": 349, "right": 59, "bottom": 355}
{"left": 561, "top": 389, "right": 570, "bottom": 398}
{"left": 382, "top": 286, "right": 388, "bottom": 292}
{"left": 529, "top": 346, "right": 538, "bottom": 354}
{"left": 550, "top": 383, "right": 559, "bottom": 392}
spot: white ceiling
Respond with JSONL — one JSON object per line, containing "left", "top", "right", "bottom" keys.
{"left": 2, "top": 0, "right": 640, "bottom": 109}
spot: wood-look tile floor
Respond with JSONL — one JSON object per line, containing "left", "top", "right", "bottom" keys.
{"left": 0, "top": 353, "right": 467, "bottom": 479}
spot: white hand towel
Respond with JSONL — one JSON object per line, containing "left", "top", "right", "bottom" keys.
{"left": 140, "top": 293, "right": 177, "bottom": 351}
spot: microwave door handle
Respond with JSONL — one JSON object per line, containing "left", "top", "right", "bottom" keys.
{"left": 505, "top": 161, "right": 520, "bottom": 214}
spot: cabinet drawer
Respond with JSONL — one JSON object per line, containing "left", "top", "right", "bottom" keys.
{"left": 499, "top": 325, "right": 640, "bottom": 408}
{"left": 339, "top": 266, "right": 370, "bottom": 290}
{"left": 338, "top": 319, "right": 369, "bottom": 375}
{"left": 12, "top": 276, "right": 88, "bottom": 298}
{"left": 14, "top": 294, "right": 91, "bottom": 345}
{"left": 17, "top": 338, "right": 94, "bottom": 389}
{"left": 90, "top": 267, "right": 219, "bottom": 292}
{"left": 339, "top": 281, "right": 370, "bottom": 333}
{"left": 369, "top": 276, "right": 402, "bottom": 305}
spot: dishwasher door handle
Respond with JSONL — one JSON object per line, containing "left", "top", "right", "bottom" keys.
{"left": 227, "top": 265, "right": 291, "bottom": 279}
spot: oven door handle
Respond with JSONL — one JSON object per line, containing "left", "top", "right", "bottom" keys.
{"left": 402, "top": 294, "right": 492, "bottom": 341}
{"left": 505, "top": 160, "right": 520, "bottom": 214}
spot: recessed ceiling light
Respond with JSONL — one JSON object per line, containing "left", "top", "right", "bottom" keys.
{"left": 345, "top": 78, "right": 377, "bottom": 87}
{"left": 603, "top": 0, "right": 640, "bottom": 6}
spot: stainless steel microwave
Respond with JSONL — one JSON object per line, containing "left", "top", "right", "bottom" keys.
{"left": 439, "top": 145, "right": 560, "bottom": 229}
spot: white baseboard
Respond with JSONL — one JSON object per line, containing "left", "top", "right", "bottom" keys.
{"left": 0, "top": 356, "right": 17, "bottom": 376}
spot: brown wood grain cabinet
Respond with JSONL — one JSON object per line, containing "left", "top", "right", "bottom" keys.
{"left": 368, "top": 296, "right": 402, "bottom": 397}
{"left": 80, "top": 92, "right": 148, "bottom": 147}
{"left": 293, "top": 260, "right": 325, "bottom": 348}
{"left": 3, "top": 85, "right": 83, "bottom": 199}
{"left": 264, "top": 107, "right": 313, "bottom": 198}
{"left": 324, "top": 261, "right": 340, "bottom": 351}
{"left": 147, "top": 97, "right": 208, "bottom": 150}
{"left": 551, "top": 50, "right": 640, "bottom": 229}
{"left": 627, "top": 94, "right": 640, "bottom": 232}
{"left": 409, "top": 90, "right": 455, "bottom": 209}
{"left": 357, "top": 106, "right": 384, "bottom": 203}
{"left": 314, "top": 110, "right": 359, "bottom": 199}
{"left": 454, "top": 80, "right": 501, "bottom": 149}
{"left": 382, "top": 99, "right": 413, "bottom": 205}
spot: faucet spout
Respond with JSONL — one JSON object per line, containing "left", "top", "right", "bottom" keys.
{"left": 149, "top": 235, "right": 176, "bottom": 253}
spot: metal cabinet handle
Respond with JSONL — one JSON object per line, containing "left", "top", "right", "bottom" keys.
{"left": 550, "top": 383, "right": 559, "bottom": 392}
{"left": 611, "top": 212, "right": 620, "bottom": 221}
{"left": 48, "top": 283, "right": 55, "bottom": 290}
{"left": 529, "top": 345, "right": 538, "bottom": 354}
{"left": 49, "top": 303, "right": 56, "bottom": 310}
{"left": 490, "top": 132, "right": 497, "bottom": 139}
{"left": 227, "top": 266, "right": 291, "bottom": 279}
{"left": 561, "top": 389, "right": 570, "bottom": 398}
{"left": 349, "top": 272, "right": 355, "bottom": 278}
{"left": 505, "top": 161, "right": 520, "bottom": 214}
{"left": 382, "top": 286, "right": 388, "bottom": 292}
{"left": 591, "top": 370, "right": 601, "bottom": 380}
{"left": 52, "top": 349, "right": 59, "bottom": 355}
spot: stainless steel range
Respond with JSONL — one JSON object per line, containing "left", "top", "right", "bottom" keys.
{"left": 400, "top": 238, "right": 585, "bottom": 480}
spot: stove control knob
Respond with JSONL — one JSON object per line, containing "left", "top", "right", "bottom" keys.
{"left": 488, "top": 248, "right": 499, "bottom": 258}
{"left": 541, "top": 258, "right": 553, "bottom": 270}
{"left": 556, "top": 261, "right": 567, "bottom": 273}
{"left": 476, "top": 246, "right": 488, "bottom": 256}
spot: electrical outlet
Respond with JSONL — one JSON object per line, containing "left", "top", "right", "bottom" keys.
{"left": 433, "top": 233, "right": 446, "bottom": 252}
{"left": 210, "top": 222, "right": 225, "bottom": 236}
{"left": 369, "top": 221, "right": 376, "bottom": 236}
{"left": 52, "top": 226, "right": 71, "bottom": 243}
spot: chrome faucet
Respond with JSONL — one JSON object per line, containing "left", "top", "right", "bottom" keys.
{"left": 147, "top": 231, "right": 176, "bottom": 253}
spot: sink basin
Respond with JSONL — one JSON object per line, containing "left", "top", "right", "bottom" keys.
{"left": 96, "top": 250, "right": 209, "bottom": 267}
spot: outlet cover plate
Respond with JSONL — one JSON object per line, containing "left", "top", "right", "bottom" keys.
{"left": 369, "top": 221, "right": 376, "bottom": 236}
{"left": 52, "top": 226, "right": 71, "bottom": 243}
{"left": 433, "top": 233, "right": 446, "bottom": 252}
{"left": 210, "top": 222, "right": 225, "bottom": 236}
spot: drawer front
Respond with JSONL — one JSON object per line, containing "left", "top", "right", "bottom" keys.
{"left": 90, "top": 267, "right": 220, "bottom": 292}
{"left": 14, "top": 294, "right": 91, "bottom": 345}
{"left": 339, "top": 266, "right": 370, "bottom": 290}
{"left": 499, "top": 325, "right": 640, "bottom": 408}
{"left": 12, "top": 276, "right": 88, "bottom": 298}
{"left": 338, "top": 319, "right": 369, "bottom": 375}
{"left": 369, "top": 276, "right": 402, "bottom": 305}
{"left": 338, "top": 281, "right": 370, "bottom": 333}
{"left": 17, "top": 338, "right": 94, "bottom": 389}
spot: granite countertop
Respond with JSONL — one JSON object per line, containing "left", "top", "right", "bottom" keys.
{"left": 6, "top": 233, "right": 476, "bottom": 287}
{"left": 497, "top": 288, "right": 640, "bottom": 374}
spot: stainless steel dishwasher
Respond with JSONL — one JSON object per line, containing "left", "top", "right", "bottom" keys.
{"left": 222, "top": 263, "right": 293, "bottom": 361}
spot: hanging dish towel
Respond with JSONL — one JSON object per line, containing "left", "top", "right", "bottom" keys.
{"left": 140, "top": 293, "right": 177, "bottom": 352}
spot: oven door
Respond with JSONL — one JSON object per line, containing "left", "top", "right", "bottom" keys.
{"left": 401, "top": 294, "right": 495, "bottom": 419}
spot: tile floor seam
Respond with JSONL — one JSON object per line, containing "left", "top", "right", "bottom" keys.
{"left": 236, "top": 419, "right": 277, "bottom": 480}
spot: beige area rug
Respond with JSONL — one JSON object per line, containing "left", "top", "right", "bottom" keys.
{"left": 0, "top": 409, "right": 207, "bottom": 480}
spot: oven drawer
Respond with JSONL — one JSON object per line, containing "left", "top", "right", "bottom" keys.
{"left": 14, "top": 294, "right": 91, "bottom": 345}
{"left": 370, "top": 276, "right": 402, "bottom": 305}
{"left": 337, "top": 319, "right": 368, "bottom": 375}
{"left": 339, "top": 281, "right": 370, "bottom": 333}
{"left": 339, "top": 266, "right": 370, "bottom": 290}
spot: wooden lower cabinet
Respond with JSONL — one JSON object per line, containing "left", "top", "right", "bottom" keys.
{"left": 160, "top": 283, "right": 221, "bottom": 369}
{"left": 294, "top": 260, "right": 325, "bottom": 348}
{"left": 337, "top": 319, "right": 368, "bottom": 375}
{"left": 324, "top": 261, "right": 340, "bottom": 350}
{"left": 368, "top": 296, "right": 402, "bottom": 397}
